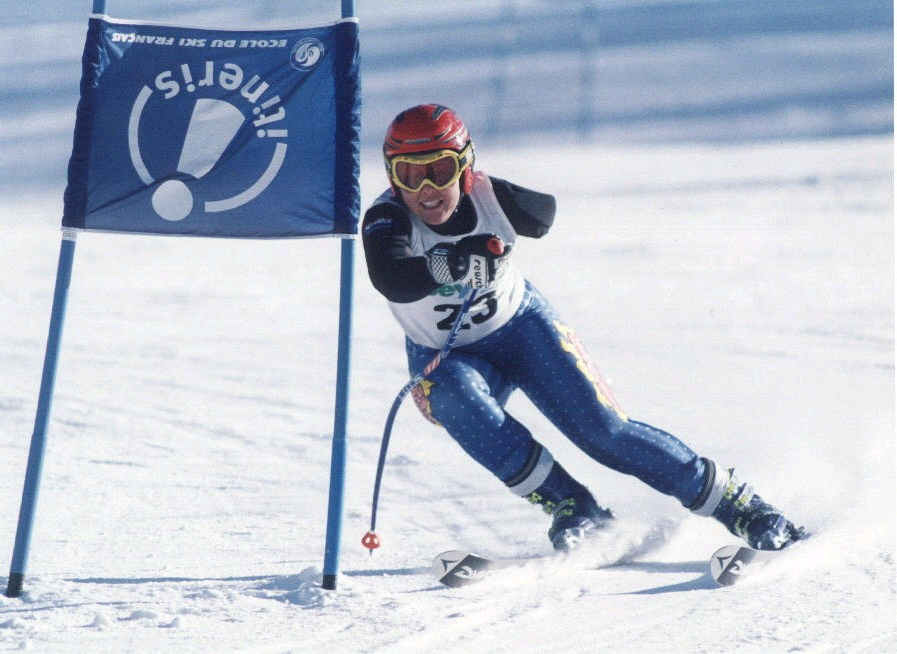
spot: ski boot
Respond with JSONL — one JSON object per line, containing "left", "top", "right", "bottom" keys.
{"left": 704, "top": 466, "right": 807, "bottom": 550}
{"left": 545, "top": 492, "right": 616, "bottom": 552}
{"left": 520, "top": 460, "right": 614, "bottom": 552}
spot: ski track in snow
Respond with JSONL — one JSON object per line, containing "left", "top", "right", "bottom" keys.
{"left": 1, "top": 1, "right": 894, "bottom": 653}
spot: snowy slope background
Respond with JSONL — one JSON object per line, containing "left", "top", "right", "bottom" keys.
{"left": 0, "top": 1, "right": 894, "bottom": 652}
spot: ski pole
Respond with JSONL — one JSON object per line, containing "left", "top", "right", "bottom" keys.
{"left": 362, "top": 286, "right": 480, "bottom": 552}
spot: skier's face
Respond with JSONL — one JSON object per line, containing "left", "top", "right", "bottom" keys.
{"left": 399, "top": 179, "right": 461, "bottom": 226}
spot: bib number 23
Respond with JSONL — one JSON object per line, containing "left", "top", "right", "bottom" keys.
{"left": 435, "top": 291, "right": 497, "bottom": 331}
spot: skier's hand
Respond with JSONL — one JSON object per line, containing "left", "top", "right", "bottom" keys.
{"left": 426, "top": 234, "right": 511, "bottom": 288}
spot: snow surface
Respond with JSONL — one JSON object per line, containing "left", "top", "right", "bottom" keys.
{"left": 1, "top": 1, "right": 894, "bottom": 653}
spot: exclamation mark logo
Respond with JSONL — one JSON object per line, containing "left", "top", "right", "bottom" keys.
{"left": 151, "top": 98, "right": 245, "bottom": 221}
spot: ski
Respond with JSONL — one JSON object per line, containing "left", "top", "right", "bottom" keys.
{"left": 709, "top": 544, "right": 781, "bottom": 586}
{"left": 433, "top": 550, "right": 523, "bottom": 588}
{"left": 437, "top": 525, "right": 804, "bottom": 588}
{"left": 710, "top": 528, "right": 810, "bottom": 587}
{"left": 434, "top": 519, "right": 677, "bottom": 588}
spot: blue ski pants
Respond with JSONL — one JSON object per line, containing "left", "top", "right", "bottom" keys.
{"left": 405, "top": 282, "right": 708, "bottom": 507}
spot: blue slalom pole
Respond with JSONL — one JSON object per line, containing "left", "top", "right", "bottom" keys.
{"left": 321, "top": 0, "right": 356, "bottom": 593}
{"left": 322, "top": 237, "right": 354, "bottom": 591}
{"left": 6, "top": 231, "right": 78, "bottom": 598}
{"left": 4, "top": 0, "right": 107, "bottom": 601}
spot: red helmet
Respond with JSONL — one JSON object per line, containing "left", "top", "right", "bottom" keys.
{"left": 383, "top": 104, "right": 475, "bottom": 193}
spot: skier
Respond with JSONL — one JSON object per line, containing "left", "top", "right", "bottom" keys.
{"left": 362, "top": 103, "right": 806, "bottom": 552}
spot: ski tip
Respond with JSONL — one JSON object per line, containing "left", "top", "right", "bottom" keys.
{"left": 709, "top": 545, "right": 756, "bottom": 585}
{"left": 432, "top": 550, "right": 495, "bottom": 588}
{"left": 432, "top": 550, "right": 476, "bottom": 585}
{"left": 709, "top": 540, "right": 806, "bottom": 587}
{"left": 433, "top": 550, "right": 469, "bottom": 575}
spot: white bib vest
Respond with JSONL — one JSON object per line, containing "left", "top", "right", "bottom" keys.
{"left": 374, "top": 172, "right": 527, "bottom": 349}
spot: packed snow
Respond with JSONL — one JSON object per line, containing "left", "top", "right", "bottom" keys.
{"left": 1, "top": 1, "right": 893, "bottom": 653}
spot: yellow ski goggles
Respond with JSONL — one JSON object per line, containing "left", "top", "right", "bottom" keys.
{"left": 388, "top": 144, "right": 473, "bottom": 193}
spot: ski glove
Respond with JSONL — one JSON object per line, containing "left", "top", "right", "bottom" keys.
{"left": 426, "top": 234, "right": 510, "bottom": 289}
